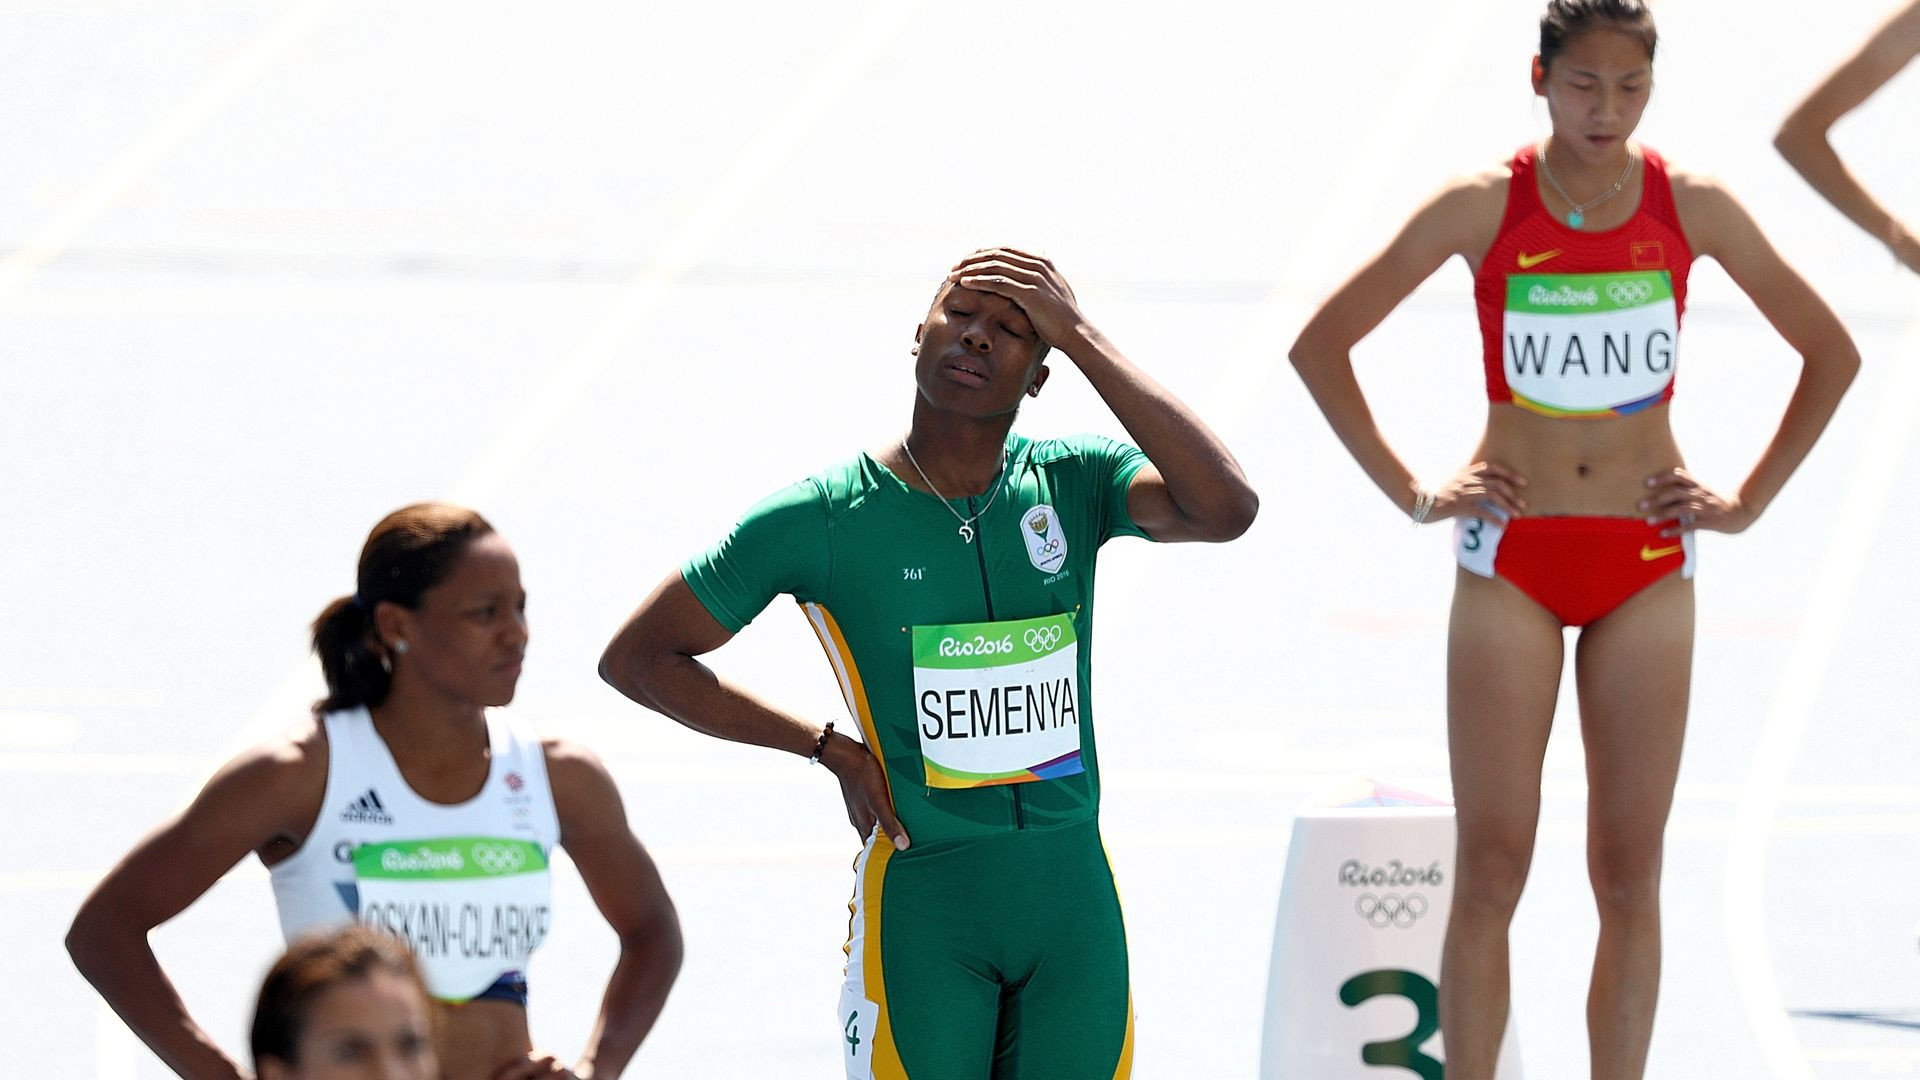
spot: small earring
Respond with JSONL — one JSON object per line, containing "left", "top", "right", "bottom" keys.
{"left": 911, "top": 344, "right": 920, "bottom": 356}
{"left": 392, "top": 640, "right": 409, "bottom": 655}
{"left": 1027, "top": 384, "right": 1040, "bottom": 397}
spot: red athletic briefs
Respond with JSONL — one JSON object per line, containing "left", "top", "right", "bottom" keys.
{"left": 1454, "top": 515, "right": 1696, "bottom": 627}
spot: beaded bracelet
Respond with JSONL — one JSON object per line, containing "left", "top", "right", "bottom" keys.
{"left": 808, "top": 721, "right": 836, "bottom": 765}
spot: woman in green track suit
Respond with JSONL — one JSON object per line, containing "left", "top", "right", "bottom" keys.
{"left": 599, "top": 248, "right": 1258, "bottom": 1079}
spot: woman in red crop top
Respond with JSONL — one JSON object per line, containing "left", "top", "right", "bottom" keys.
{"left": 1289, "top": 2, "right": 1859, "bottom": 1077}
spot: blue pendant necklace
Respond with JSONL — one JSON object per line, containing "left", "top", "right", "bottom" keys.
{"left": 1538, "top": 141, "right": 1636, "bottom": 229}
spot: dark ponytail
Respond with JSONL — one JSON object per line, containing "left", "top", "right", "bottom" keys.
{"left": 1540, "top": 0, "right": 1657, "bottom": 73}
{"left": 310, "top": 503, "right": 495, "bottom": 714}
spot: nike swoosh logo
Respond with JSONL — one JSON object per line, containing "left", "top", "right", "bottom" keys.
{"left": 1639, "top": 544, "right": 1683, "bottom": 561}
{"left": 1516, "top": 250, "right": 1563, "bottom": 269}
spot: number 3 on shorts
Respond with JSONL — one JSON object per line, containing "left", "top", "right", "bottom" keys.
{"left": 837, "top": 985, "right": 877, "bottom": 1080}
{"left": 1339, "top": 969, "right": 1443, "bottom": 1080}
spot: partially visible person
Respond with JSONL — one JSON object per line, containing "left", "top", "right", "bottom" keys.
{"left": 69, "top": 503, "right": 681, "bottom": 1080}
{"left": 1776, "top": 0, "right": 1920, "bottom": 273}
{"left": 251, "top": 925, "right": 438, "bottom": 1080}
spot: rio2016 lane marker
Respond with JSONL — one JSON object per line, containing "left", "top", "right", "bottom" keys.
{"left": 1724, "top": 292, "right": 1920, "bottom": 1080}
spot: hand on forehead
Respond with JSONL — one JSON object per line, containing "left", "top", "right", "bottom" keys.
{"left": 951, "top": 246, "right": 1055, "bottom": 280}
{"left": 943, "top": 247, "right": 1064, "bottom": 310}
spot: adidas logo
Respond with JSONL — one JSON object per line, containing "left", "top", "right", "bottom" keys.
{"left": 339, "top": 788, "right": 393, "bottom": 825}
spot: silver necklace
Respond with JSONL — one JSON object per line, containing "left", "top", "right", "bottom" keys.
{"left": 900, "top": 439, "right": 1008, "bottom": 543}
{"left": 1538, "top": 140, "right": 1636, "bottom": 229}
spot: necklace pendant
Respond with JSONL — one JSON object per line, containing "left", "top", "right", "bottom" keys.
{"left": 1567, "top": 209, "right": 1585, "bottom": 229}
{"left": 958, "top": 523, "right": 975, "bottom": 544}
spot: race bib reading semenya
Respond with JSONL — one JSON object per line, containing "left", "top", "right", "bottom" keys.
{"left": 353, "top": 837, "right": 552, "bottom": 1002}
{"left": 1504, "top": 271, "right": 1678, "bottom": 417}
{"left": 912, "top": 613, "right": 1084, "bottom": 789}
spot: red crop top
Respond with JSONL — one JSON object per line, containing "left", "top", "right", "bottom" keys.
{"left": 1473, "top": 144, "right": 1694, "bottom": 418}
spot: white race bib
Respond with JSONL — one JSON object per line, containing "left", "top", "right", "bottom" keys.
{"left": 911, "top": 613, "right": 1084, "bottom": 789}
{"left": 836, "top": 985, "right": 878, "bottom": 1080}
{"left": 1503, "top": 271, "right": 1677, "bottom": 417}
{"left": 353, "top": 837, "right": 551, "bottom": 1001}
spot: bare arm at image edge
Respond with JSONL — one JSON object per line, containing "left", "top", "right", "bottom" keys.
{"left": 1776, "top": 0, "right": 1920, "bottom": 272}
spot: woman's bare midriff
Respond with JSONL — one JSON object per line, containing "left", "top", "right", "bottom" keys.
{"left": 434, "top": 998, "right": 535, "bottom": 1079}
{"left": 1475, "top": 401, "right": 1683, "bottom": 517}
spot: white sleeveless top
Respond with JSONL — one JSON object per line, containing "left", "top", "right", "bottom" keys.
{"left": 268, "top": 707, "right": 561, "bottom": 1002}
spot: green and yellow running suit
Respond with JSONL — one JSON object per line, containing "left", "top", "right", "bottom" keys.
{"left": 683, "top": 432, "right": 1148, "bottom": 1080}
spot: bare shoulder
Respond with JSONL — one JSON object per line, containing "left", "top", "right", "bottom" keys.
{"left": 1668, "top": 163, "right": 1728, "bottom": 210}
{"left": 1665, "top": 159, "right": 1731, "bottom": 201}
{"left": 172, "top": 719, "right": 329, "bottom": 851}
{"left": 1453, "top": 161, "right": 1513, "bottom": 202}
{"left": 542, "top": 735, "right": 613, "bottom": 782}
{"left": 1411, "top": 163, "right": 1511, "bottom": 257}
{"left": 1665, "top": 163, "right": 1753, "bottom": 253}
{"left": 543, "top": 737, "right": 632, "bottom": 843}
{"left": 216, "top": 720, "right": 327, "bottom": 798}
{"left": 1433, "top": 163, "right": 1510, "bottom": 220}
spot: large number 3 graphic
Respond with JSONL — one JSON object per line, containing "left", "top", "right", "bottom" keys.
{"left": 1338, "top": 969, "right": 1444, "bottom": 1079}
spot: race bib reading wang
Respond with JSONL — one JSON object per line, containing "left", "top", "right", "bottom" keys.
{"left": 911, "top": 613, "right": 1084, "bottom": 789}
{"left": 353, "top": 837, "right": 552, "bottom": 1002}
{"left": 1503, "top": 270, "right": 1678, "bottom": 417}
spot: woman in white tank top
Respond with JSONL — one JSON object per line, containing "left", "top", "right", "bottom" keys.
{"left": 67, "top": 503, "right": 682, "bottom": 1080}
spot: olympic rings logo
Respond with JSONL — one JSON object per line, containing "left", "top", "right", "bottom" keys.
{"left": 1024, "top": 626, "right": 1064, "bottom": 652}
{"left": 472, "top": 842, "right": 527, "bottom": 876}
{"left": 1036, "top": 538, "right": 1062, "bottom": 555}
{"left": 1606, "top": 280, "right": 1654, "bottom": 305}
{"left": 1355, "top": 892, "right": 1428, "bottom": 929}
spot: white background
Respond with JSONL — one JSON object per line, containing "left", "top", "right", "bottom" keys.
{"left": 3, "top": 0, "right": 1917, "bottom": 1076}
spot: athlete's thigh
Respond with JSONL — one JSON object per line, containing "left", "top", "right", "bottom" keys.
{"left": 992, "top": 838, "right": 1131, "bottom": 1080}
{"left": 845, "top": 840, "right": 1001, "bottom": 1080}
{"left": 1575, "top": 572, "right": 1694, "bottom": 839}
{"left": 1448, "top": 568, "right": 1566, "bottom": 840}
{"left": 880, "top": 951, "right": 1000, "bottom": 1080}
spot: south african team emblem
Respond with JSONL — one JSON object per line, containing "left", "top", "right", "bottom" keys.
{"left": 1020, "top": 504, "right": 1067, "bottom": 574}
